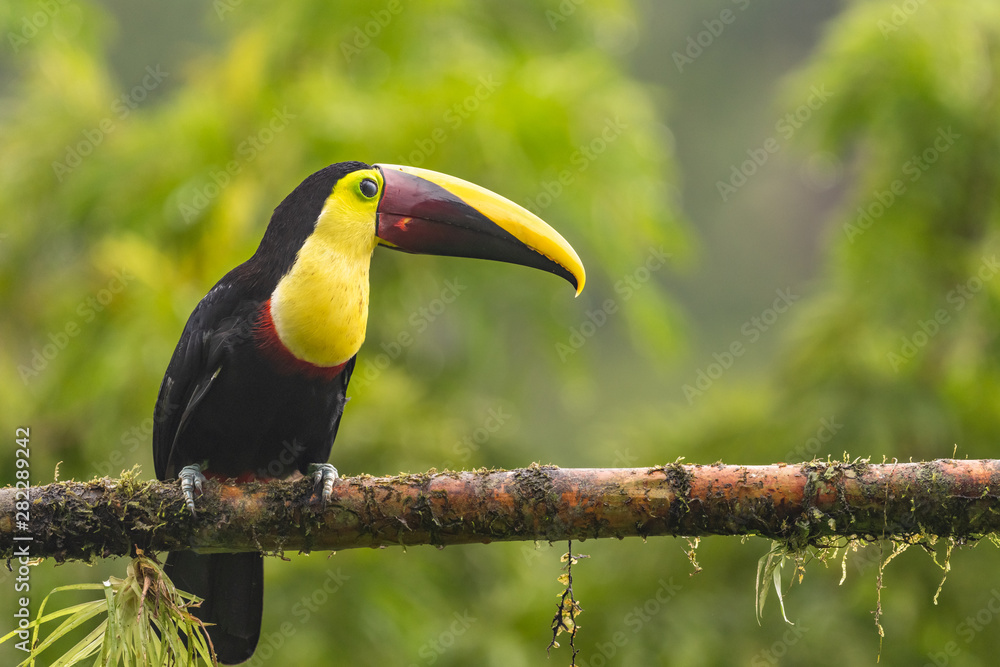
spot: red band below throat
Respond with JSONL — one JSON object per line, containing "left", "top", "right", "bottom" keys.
{"left": 253, "top": 299, "right": 347, "bottom": 381}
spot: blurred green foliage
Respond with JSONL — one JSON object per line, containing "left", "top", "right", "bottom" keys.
{"left": 4, "top": 0, "right": 1000, "bottom": 665}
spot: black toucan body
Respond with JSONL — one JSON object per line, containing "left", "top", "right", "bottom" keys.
{"left": 153, "top": 161, "right": 585, "bottom": 663}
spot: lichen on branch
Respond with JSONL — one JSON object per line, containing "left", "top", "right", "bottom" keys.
{"left": 2, "top": 459, "right": 1000, "bottom": 561}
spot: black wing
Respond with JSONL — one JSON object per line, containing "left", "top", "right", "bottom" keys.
{"left": 153, "top": 282, "right": 255, "bottom": 481}
{"left": 310, "top": 354, "right": 357, "bottom": 469}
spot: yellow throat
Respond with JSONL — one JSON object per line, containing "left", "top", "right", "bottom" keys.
{"left": 269, "top": 169, "right": 383, "bottom": 368}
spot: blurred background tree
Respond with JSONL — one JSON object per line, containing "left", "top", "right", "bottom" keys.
{"left": 3, "top": 0, "right": 1000, "bottom": 665}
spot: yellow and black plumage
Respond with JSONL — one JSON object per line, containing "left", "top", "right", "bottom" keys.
{"left": 152, "top": 161, "right": 585, "bottom": 663}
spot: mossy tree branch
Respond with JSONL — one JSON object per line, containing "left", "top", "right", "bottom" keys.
{"left": 2, "top": 460, "right": 1000, "bottom": 561}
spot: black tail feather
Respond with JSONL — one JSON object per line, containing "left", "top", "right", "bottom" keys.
{"left": 165, "top": 551, "right": 263, "bottom": 664}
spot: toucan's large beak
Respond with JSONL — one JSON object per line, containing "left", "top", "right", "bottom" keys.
{"left": 374, "top": 164, "right": 585, "bottom": 295}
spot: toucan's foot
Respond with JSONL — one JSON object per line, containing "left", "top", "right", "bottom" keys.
{"left": 178, "top": 463, "right": 207, "bottom": 517}
{"left": 308, "top": 463, "right": 339, "bottom": 505}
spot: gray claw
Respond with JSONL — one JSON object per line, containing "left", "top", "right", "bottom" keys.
{"left": 178, "top": 463, "right": 207, "bottom": 517}
{"left": 308, "top": 463, "right": 339, "bottom": 505}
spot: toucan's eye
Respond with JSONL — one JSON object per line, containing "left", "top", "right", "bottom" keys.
{"left": 359, "top": 178, "right": 379, "bottom": 198}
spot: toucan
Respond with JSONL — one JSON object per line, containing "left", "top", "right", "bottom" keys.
{"left": 152, "top": 161, "right": 585, "bottom": 663}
